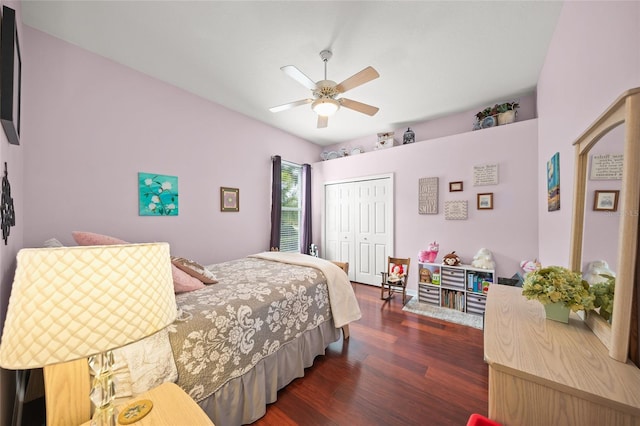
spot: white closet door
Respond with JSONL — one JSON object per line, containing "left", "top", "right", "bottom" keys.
{"left": 324, "top": 182, "right": 356, "bottom": 278}
{"left": 355, "top": 179, "right": 392, "bottom": 285}
{"left": 324, "top": 175, "right": 393, "bottom": 285}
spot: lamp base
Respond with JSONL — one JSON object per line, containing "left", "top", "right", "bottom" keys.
{"left": 88, "top": 351, "right": 117, "bottom": 426}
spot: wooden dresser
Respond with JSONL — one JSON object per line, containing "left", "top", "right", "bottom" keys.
{"left": 484, "top": 284, "right": 640, "bottom": 426}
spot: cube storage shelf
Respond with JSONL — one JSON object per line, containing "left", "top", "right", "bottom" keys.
{"left": 418, "top": 262, "right": 495, "bottom": 315}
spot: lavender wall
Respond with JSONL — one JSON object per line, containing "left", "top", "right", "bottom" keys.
{"left": 312, "top": 119, "right": 539, "bottom": 294}
{"left": 537, "top": 1, "right": 640, "bottom": 267}
{"left": 22, "top": 27, "right": 322, "bottom": 265}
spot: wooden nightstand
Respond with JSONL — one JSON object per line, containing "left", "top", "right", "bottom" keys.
{"left": 81, "top": 382, "right": 214, "bottom": 426}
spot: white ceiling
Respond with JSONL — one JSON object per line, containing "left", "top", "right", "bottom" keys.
{"left": 22, "top": 1, "right": 563, "bottom": 146}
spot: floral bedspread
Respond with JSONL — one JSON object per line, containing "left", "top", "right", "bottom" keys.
{"left": 167, "top": 257, "right": 334, "bottom": 402}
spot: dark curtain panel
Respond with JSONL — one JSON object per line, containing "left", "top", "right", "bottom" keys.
{"left": 269, "top": 156, "right": 282, "bottom": 251}
{"left": 301, "top": 163, "right": 312, "bottom": 254}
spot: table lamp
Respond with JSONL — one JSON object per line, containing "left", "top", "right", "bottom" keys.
{"left": 0, "top": 242, "right": 177, "bottom": 426}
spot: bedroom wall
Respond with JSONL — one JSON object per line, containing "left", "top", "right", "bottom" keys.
{"left": 536, "top": 1, "right": 640, "bottom": 267}
{"left": 0, "top": 2, "right": 24, "bottom": 425}
{"left": 21, "top": 26, "right": 322, "bottom": 265}
{"left": 311, "top": 119, "right": 539, "bottom": 293}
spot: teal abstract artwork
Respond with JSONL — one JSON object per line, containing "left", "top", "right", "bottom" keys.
{"left": 138, "top": 172, "right": 178, "bottom": 216}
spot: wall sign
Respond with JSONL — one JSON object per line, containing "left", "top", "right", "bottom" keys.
{"left": 590, "top": 153, "right": 623, "bottom": 180}
{"left": 473, "top": 164, "right": 499, "bottom": 186}
{"left": 418, "top": 177, "right": 438, "bottom": 214}
{"left": 444, "top": 200, "right": 468, "bottom": 220}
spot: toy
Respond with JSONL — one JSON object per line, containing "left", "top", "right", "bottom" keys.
{"left": 419, "top": 268, "right": 432, "bottom": 283}
{"left": 583, "top": 260, "right": 615, "bottom": 285}
{"left": 442, "top": 251, "right": 461, "bottom": 266}
{"left": 389, "top": 264, "right": 405, "bottom": 282}
{"left": 471, "top": 248, "right": 496, "bottom": 270}
{"left": 418, "top": 241, "right": 439, "bottom": 263}
{"left": 520, "top": 259, "right": 541, "bottom": 276}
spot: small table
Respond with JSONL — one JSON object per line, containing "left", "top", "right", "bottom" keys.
{"left": 81, "top": 382, "right": 214, "bottom": 426}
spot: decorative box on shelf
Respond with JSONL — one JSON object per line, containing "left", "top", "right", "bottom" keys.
{"left": 375, "top": 132, "right": 395, "bottom": 149}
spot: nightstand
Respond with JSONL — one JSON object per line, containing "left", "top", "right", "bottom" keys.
{"left": 81, "top": 382, "right": 214, "bottom": 425}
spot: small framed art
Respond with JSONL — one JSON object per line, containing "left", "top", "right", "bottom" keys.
{"left": 477, "top": 193, "right": 493, "bottom": 210}
{"left": 593, "top": 190, "right": 619, "bottom": 212}
{"left": 220, "top": 187, "right": 239, "bottom": 212}
{"left": 449, "top": 181, "right": 463, "bottom": 192}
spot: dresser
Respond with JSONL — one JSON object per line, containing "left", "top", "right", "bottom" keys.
{"left": 484, "top": 284, "right": 640, "bottom": 426}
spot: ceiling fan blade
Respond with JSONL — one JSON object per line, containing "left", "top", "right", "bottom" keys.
{"left": 317, "top": 115, "right": 328, "bottom": 128}
{"left": 281, "top": 65, "right": 317, "bottom": 91}
{"left": 339, "top": 98, "right": 379, "bottom": 116}
{"left": 335, "top": 66, "right": 380, "bottom": 93}
{"left": 269, "top": 98, "right": 313, "bottom": 113}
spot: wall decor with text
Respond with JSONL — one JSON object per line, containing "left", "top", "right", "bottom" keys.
{"left": 418, "top": 177, "right": 438, "bottom": 214}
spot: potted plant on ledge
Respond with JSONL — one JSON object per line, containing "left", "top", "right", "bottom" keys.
{"left": 497, "top": 101, "right": 520, "bottom": 125}
{"left": 521, "top": 265, "right": 595, "bottom": 323}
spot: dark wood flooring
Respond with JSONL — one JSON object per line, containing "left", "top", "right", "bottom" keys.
{"left": 252, "top": 283, "right": 489, "bottom": 426}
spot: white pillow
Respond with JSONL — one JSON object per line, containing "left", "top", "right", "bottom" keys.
{"left": 113, "top": 329, "right": 178, "bottom": 396}
{"left": 43, "top": 238, "right": 63, "bottom": 248}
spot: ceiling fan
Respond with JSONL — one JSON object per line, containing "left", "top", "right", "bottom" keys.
{"left": 269, "top": 50, "right": 380, "bottom": 128}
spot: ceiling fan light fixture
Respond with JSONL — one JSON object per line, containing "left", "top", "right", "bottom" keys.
{"left": 312, "top": 98, "right": 340, "bottom": 116}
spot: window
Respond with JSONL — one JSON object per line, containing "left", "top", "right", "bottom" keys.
{"left": 280, "top": 161, "right": 302, "bottom": 252}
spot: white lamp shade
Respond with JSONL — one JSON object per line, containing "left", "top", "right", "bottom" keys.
{"left": 312, "top": 98, "right": 340, "bottom": 116}
{"left": 0, "top": 243, "right": 176, "bottom": 369}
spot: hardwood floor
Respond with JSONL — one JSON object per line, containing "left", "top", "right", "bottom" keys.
{"left": 252, "top": 283, "right": 488, "bottom": 426}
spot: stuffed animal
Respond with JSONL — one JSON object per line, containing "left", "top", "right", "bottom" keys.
{"left": 520, "top": 259, "right": 541, "bottom": 276}
{"left": 583, "top": 260, "right": 615, "bottom": 285}
{"left": 471, "top": 248, "right": 496, "bottom": 270}
{"left": 389, "top": 264, "right": 405, "bottom": 281}
{"left": 418, "top": 241, "right": 439, "bottom": 263}
{"left": 442, "top": 251, "right": 461, "bottom": 266}
{"left": 419, "top": 268, "right": 432, "bottom": 283}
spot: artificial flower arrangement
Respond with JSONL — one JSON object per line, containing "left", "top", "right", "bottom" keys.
{"left": 589, "top": 274, "right": 615, "bottom": 321}
{"left": 522, "top": 265, "right": 595, "bottom": 312}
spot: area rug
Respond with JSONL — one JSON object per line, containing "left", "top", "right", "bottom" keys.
{"left": 402, "top": 298, "right": 483, "bottom": 330}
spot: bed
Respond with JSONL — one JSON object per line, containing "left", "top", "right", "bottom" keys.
{"left": 165, "top": 251, "right": 361, "bottom": 425}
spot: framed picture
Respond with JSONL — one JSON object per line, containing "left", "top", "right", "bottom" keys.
{"left": 449, "top": 181, "right": 463, "bottom": 192}
{"left": 593, "top": 190, "right": 619, "bottom": 212}
{"left": 138, "top": 173, "right": 179, "bottom": 216}
{"left": 477, "top": 193, "right": 493, "bottom": 210}
{"left": 547, "top": 152, "right": 560, "bottom": 211}
{"left": 220, "top": 187, "right": 239, "bottom": 212}
{"left": 1, "top": 6, "right": 21, "bottom": 145}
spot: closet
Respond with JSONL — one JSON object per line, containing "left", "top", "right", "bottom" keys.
{"left": 324, "top": 174, "right": 394, "bottom": 285}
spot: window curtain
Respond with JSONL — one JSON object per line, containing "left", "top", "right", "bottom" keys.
{"left": 300, "top": 163, "right": 312, "bottom": 254}
{"left": 269, "top": 155, "right": 282, "bottom": 251}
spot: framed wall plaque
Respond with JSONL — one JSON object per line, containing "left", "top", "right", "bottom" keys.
{"left": 220, "top": 187, "right": 239, "bottom": 212}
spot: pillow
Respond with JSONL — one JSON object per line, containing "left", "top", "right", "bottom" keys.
{"left": 171, "top": 257, "right": 218, "bottom": 284}
{"left": 43, "top": 238, "right": 63, "bottom": 248}
{"left": 113, "top": 329, "right": 178, "bottom": 396}
{"left": 72, "top": 231, "right": 206, "bottom": 293}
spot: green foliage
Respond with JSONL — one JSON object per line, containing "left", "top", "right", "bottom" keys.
{"left": 522, "top": 266, "right": 595, "bottom": 312}
{"left": 590, "top": 275, "right": 615, "bottom": 321}
{"left": 476, "top": 101, "right": 520, "bottom": 120}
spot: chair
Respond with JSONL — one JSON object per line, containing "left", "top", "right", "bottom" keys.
{"left": 381, "top": 256, "right": 410, "bottom": 304}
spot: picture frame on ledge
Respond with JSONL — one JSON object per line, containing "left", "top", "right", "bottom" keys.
{"left": 1, "top": 6, "right": 21, "bottom": 146}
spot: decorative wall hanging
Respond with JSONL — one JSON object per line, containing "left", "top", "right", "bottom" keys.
{"left": 220, "top": 187, "right": 239, "bottom": 212}
{"left": 477, "top": 193, "right": 494, "bottom": 210}
{"left": 444, "top": 200, "right": 468, "bottom": 220}
{"left": 418, "top": 177, "right": 438, "bottom": 214}
{"left": 1, "top": 162, "right": 16, "bottom": 244}
{"left": 593, "top": 190, "right": 619, "bottom": 212}
{"left": 589, "top": 153, "right": 623, "bottom": 180}
{"left": 138, "top": 172, "right": 178, "bottom": 216}
{"left": 547, "top": 152, "right": 560, "bottom": 212}
{"left": 1, "top": 6, "right": 21, "bottom": 145}
{"left": 473, "top": 164, "right": 499, "bottom": 186}
{"left": 449, "top": 181, "right": 463, "bottom": 192}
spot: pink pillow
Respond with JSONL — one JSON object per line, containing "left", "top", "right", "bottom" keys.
{"left": 71, "top": 231, "right": 205, "bottom": 293}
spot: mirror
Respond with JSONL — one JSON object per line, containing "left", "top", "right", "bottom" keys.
{"left": 569, "top": 88, "right": 640, "bottom": 364}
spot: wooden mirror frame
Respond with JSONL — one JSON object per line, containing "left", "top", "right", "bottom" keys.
{"left": 569, "top": 87, "right": 640, "bottom": 363}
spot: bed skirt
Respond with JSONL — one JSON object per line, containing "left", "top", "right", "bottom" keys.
{"left": 196, "top": 318, "right": 341, "bottom": 425}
